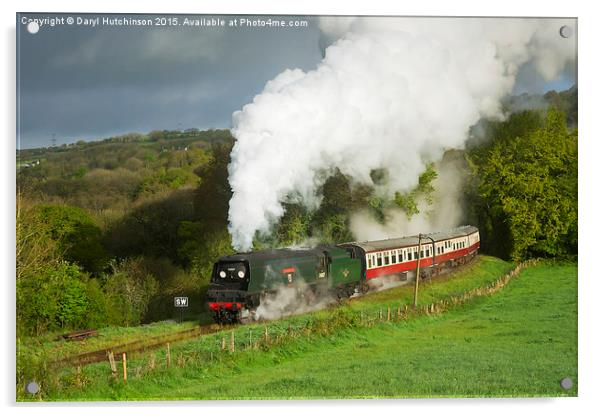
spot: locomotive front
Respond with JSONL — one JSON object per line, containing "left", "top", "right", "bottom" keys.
{"left": 206, "top": 255, "right": 252, "bottom": 323}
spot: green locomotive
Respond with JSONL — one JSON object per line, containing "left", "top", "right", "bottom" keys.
{"left": 206, "top": 245, "right": 364, "bottom": 323}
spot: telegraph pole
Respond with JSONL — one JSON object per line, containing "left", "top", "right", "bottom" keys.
{"left": 413, "top": 234, "right": 423, "bottom": 308}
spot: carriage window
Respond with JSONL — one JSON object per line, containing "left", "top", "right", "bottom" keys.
{"left": 384, "top": 252, "right": 390, "bottom": 265}
{"left": 377, "top": 253, "right": 382, "bottom": 267}
{"left": 426, "top": 249, "right": 430, "bottom": 257}
{"left": 368, "top": 257, "right": 372, "bottom": 269}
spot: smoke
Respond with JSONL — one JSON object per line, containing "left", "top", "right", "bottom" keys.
{"left": 367, "top": 272, "right": 413, "bottom": 292}
{"left": 254, "top": 279, "right": 336, "bottom": 321}
{"left": 228, "top": 17, "right": 576, "bottom": 251}
{"left": 350, "top": 151, "right": 468, "bottom": 241}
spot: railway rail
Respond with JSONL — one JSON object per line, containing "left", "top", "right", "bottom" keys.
{"left": 52, "top": 324, "right": 223, "bottom": 368}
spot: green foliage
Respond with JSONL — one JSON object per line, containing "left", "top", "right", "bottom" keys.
{"left": 393, "top": 163, "right": 438, "bottom": 218}
{"left": 103, "top": 258, "right": 159, "bottom": 326}
{"left": 84, "top": 278, "right": 110, "bottom": 329}
{"left": 276, "top": 204, "right": 312, "bottom": 246}
{"left": 104, "top": 189, "right": 196, "bottom": 260}
{"left": 544, "top": 86, "right": 578, "bottom": 127}
{"left": 468, "top": 109, "right": 577, "bottom": 261}
{"left": 17, "top": 262, "right": 93, "bottom": 335}
{"left": 34, "top": 205, "right": 110, "bottom": 274}
{"left": 177, "top": 219, "right": 236, "bottom": 286}
{"left": 16, "top": 198, "right": 60, "bottom": 281}
{"left": 137, "top": 167, "right": 199, "bottom": 196}
{"left": 309, "top": 170, "right": 371, "bottom": 242}
{"left": 192, "top": 142, "right": 233, "bottom": 229}
{"left": 16, "top": 129, "right": 237, "bottom": 336}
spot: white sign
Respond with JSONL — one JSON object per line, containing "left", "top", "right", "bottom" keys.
{"left": 174, "top": 297, "right": 189, "bottom": 307}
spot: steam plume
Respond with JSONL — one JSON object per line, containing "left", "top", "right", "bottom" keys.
{"left": 228, "top": 17, "right": 575, "bottom": 251}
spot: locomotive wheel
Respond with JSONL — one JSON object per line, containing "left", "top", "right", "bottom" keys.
{"left": 212, "top": 308, "right": 241, "bottom": 324}
{"left": 360, "top": 281, "right": 370, "bottom": 294}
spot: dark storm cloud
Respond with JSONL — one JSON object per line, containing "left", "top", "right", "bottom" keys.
{"left": 17, "top": 14, "right": 576, "bottom": 149}
{"left": 17, "top": 13, "right": 323, "bottom": 148}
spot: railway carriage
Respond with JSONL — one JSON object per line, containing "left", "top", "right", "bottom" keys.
{"left": 341, "top": 225, "right": 480, "bottom": 281}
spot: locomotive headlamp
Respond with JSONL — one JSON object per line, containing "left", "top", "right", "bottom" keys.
{"left": 219, "top": 270, "right": 226, "bottom": 278}
{"left": 238, "top": 270, "right": 245, "bottom": 278}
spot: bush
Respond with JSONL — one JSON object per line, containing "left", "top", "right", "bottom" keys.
{"left": 103, "top": 258, "right": 159, "bottom": 326}
{"left": 17, "top": 262, "right": 91, "bottom": 336}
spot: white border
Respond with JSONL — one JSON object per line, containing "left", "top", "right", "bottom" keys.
{"left": 3, "top": 1, "right": 600, "bottom": 414}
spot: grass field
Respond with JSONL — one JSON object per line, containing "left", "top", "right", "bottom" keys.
{"left": 18, "top": 256, "right": 577, "bottom": 400}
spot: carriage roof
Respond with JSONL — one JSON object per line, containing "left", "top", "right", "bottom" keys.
{"left": 343, "top": 225, "right": 479, "bottom": 253}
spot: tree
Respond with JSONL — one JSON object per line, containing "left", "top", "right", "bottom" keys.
{"left": 16, "top": 196, "right": 60, "bottom": 282}
{"left": 103, "top": 258, "right": 158, "bottom": 326}
{"left": 468, "top": 109, "right": 577, "bottom": 261}
{"left": 17, "top": 262, "right": 90, "bottom": 335}
{"left": 33, "top": 205, "right": 110, "bottom": 274}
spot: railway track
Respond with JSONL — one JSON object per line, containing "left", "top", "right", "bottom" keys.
{"left": 53, "top": 324, "right": 224, "bottom": 368}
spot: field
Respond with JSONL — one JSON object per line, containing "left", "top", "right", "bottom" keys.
{"left": 17, "top": 256, "right": 577, "bottom": 400}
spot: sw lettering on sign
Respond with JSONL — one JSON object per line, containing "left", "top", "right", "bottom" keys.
{"left": 174, "top": 297, "right": 189, "bottom": 307}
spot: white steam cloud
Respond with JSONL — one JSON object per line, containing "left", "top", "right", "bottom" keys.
{"left": 254, "top": 280, "right": 335, "bottom": 321}
{"left": 349, "top": 152, "right": 468, "bottom": 241}
{"left": 228, "top": 17, "right": 575, "bottom": 251}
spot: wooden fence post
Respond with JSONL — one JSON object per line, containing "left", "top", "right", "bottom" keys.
{"left": 387, "top": 306, "right": 391, "bottom": 321}
{"left": 149, "top": 353, "right": 156, "bottom": 371}
{"left": 229, "top": 331, "right": 235, "bottom": 353}
{"left": 122, "top": 352, "right": 127, "bottom": 383}
{"left": 107, "top": 350, "right": 117, "bottom": 377}
{"left": 76, "top": 365, "right": 82, "bottom": 387}
{"left": 166, "top": 342, "right": 171, "bottom": 368}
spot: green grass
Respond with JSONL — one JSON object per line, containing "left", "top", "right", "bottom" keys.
{"left": 18, "top": 320, "right": 202, "bottom": 363}
{"left": 18, "top": 257, "right": 577, "bottom": 400}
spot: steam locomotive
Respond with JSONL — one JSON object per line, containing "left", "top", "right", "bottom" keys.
{"left": 206, "top": 225, "right": 480, "bottom": 323}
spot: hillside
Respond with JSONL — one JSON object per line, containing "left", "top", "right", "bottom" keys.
{"left": 17, "top": 256, "right": 578, "bottom": 400}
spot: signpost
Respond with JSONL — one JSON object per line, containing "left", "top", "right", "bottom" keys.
{"left": 413, "top": 235, "right": 423, "bottom": 308}
{"left": 413, "top": 234, "right": 436, "bottom": 308}
{"left": 174, "top": 296, "right": 188, "bottom": 323}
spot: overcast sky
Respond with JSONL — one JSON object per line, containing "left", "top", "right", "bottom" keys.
{"left": 16, "top": 13, "right": 576, "bottom": 149}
